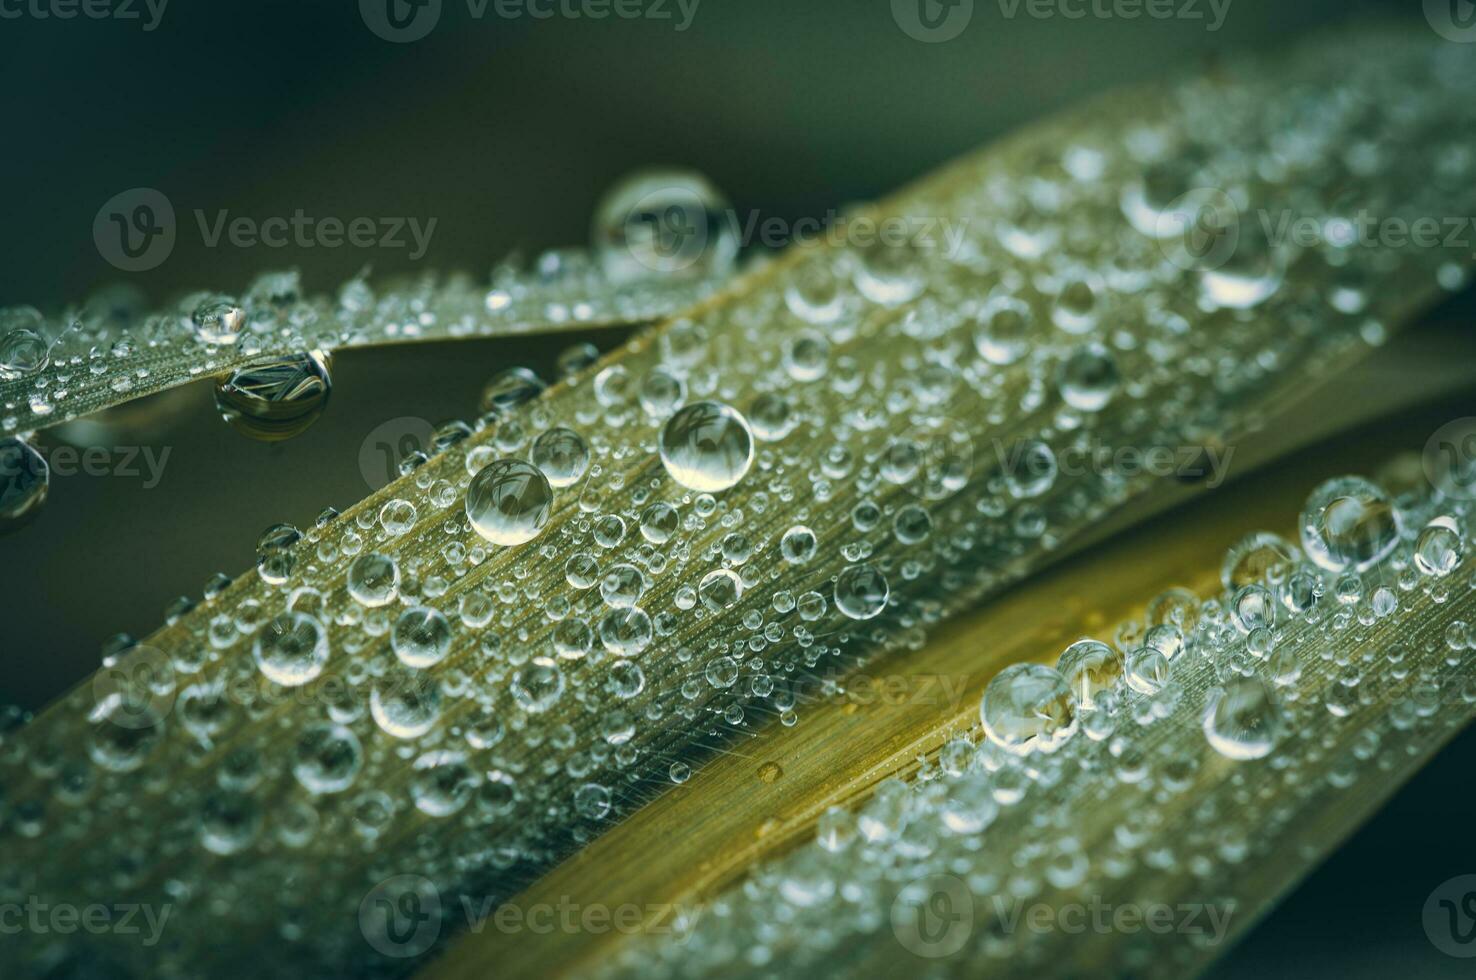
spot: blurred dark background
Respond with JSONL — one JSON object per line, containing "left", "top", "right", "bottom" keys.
{"left": 2, "top": 0, "right": 1469, "bottom": 977}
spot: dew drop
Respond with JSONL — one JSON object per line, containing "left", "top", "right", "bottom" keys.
{"left": 251, "top": 612, "right": 328, "bottom": 687}
{"left": 466, "top": 458, "right": 554, "bottom": 546}
{"left": 980, "top": 663, "right": 1078, "bottom": 755}
{"left": 214, "top": 351, "right": 331, "bottom": 441}
{"left": 659, "top": 401, "right": 754, "bottom": 493}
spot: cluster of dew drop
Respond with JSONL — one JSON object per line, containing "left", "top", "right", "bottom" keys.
{"left": 595, "top": 460, "right": 1476, "bottom": 980}
{"left": 0, "top": 185, "right": 734, "bottom": 527}
{"left": 0, "top": 25, "right": 1474, "bottom": 979}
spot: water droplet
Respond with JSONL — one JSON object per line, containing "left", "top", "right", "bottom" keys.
{"left": 785, "top": 262, "right": 844, "bottom": 324}
{"left": 214, "top": 351, "right": 331, "bottom": 441}
{"left": 1221, "top": 531, "right": 1296, "bottom": 590}
{"left": 834, "top": 563, "right": 889, "bottom": 620}
{"left": 1002, "top": 439, "right": 1058, "bottom": 499}
{"left": 980, "top": 663, "right": 1078, "bottom": 755}
{"left": 1056, "top": 639, "right": 1123, "bottom": 709}
{"left": 412, "top": 751, "right": 479, "bottom": 817}
{"left": 780, "top": 525, "right": 818, "bottom": 564}
{"left": 480, "top": 366, "right": 546, "bottom": 416}
{"left": 391, "top": 606, "right": 453, "bottom": 668}
{"left": 1203, "top": 676, "right": 1285, "bottom": 760}
{"left": 348, "top": 553, "right": 400, "bottom": 607}
{"left": 251, "top": 612, "right": 329, "bottom": 687}
{"left": 0, "top": 318, "right": 49, "bottom": 380}
{"left": 510, "top": 657, "right": 565, "bottom": 713}
{"left": 1298, "top": 476, "right": 1400, "bottom": 573}
{"left": 972, "top": 295, "right": 1033, "bottom": 365}
{"left": 1414, "top": 516, "right": 1462, "bottom": 577}
{"left": 466, "top": 458, "right": 554, "bottom": 546}
{"left": 575, "top": 782, "right": 612, "bottom": 820}
{"left": 659, "top": 401, "right": 754, "bottom": 493}
{"left": 371, "top": 670, "right": 442, "bottom": 738}
{"left": 530, "top": 427, "right": 590, "bottom": 488}
{"left": 593, "top": 169, "right": 738, "bottom": 281}
{"left": 1055, "top": 342, "right": 1119, "bottom": 412}
{"left": 292, "top": 723, "right": 363, "bottom": 795}
{"left": 191, "top": 297, "right": 246, "bottom": 345}
{"left": 698, "top": 568, "right": 743, "bottom": 611}
{"left": 0, "top": 437, "right": 49, "bottom": 531}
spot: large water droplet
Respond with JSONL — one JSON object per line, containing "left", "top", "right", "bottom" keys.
{"left": 466, "top": 458, "right": 554, "bottom": 546}
{"left": 834, "top": 563, "right": 889, "bottom": 620}
{"left": 1055, "top": 343, "right": 1119, "bottom": 412}
{"left": 1203, "top": 676, "right": 1285, "bottom": 760}
{"left": 292, "top": 723, "right": 363, "bottom": 795}
{"left": 251, "top": 612, "right": 329, "bottom": 687}
{"left": 214, "top": 351, "right": 331, "bottom": 441}
{"left": 980, "top": 663, "right": 1078, "bottom": 755}
{"left": 659, "top": 401, "right": 754, "bottom": 493}
{"left": 0, "top": 310, "right": 49, "bottom": 380}
{"left": 1298, "top": 476, "right": 1400, "bottom": 573}
{"left": 0, "top": 437, "right": 49, "bottom": 531}
{"left": 348, "top": 553, "right": 400, "bottom": 607}
{"left": 592, "top": 169, "right": 738, "bottom": 282}
{"left": 530, "top": 427, "right": 590, "bottom": 488}
{"left": 392, "top": 606, "right": 453, "bottom": 668}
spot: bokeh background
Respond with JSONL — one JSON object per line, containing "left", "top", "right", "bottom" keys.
{"left": 1, "top": 0, "right": 1468, "bottom": 976}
